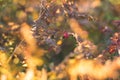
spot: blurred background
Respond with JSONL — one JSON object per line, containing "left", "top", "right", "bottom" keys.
{"left": 0, "top": 0, "right": 120, "bottom": 80}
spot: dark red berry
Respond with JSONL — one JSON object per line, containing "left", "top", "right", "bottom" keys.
{"left": 63, "top": 32, "right": 69, "bottom": 38}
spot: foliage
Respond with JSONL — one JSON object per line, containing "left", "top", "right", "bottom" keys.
{"left": 0, "top": 0, "right": 120, "bottom": 80}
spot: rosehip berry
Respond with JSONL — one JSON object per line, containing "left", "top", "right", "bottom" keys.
{"left": 63, "top": 32, "right": 69, "bottom": 38}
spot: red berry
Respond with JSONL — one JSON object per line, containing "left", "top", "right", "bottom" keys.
{"left": 63, "top": 32, "right": 69, "bottom": 38}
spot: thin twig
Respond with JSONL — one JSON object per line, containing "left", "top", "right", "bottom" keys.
{"left": 7, "top": 39, "right": 24, "bottom": 63}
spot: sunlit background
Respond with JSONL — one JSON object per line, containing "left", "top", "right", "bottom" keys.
{"left": 0, "top": 0, "right": 120, "bottom": 80}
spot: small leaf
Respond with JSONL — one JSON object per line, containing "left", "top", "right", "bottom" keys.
{"left": 57, "top": 40, "right": 62, "bottom": 45}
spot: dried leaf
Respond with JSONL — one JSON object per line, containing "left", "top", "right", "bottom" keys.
{"left": 69, "top": 18, "right": 88, "bottom": 40}
{"left": 67, "top": 55, "right": 120, "bottom": 80}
